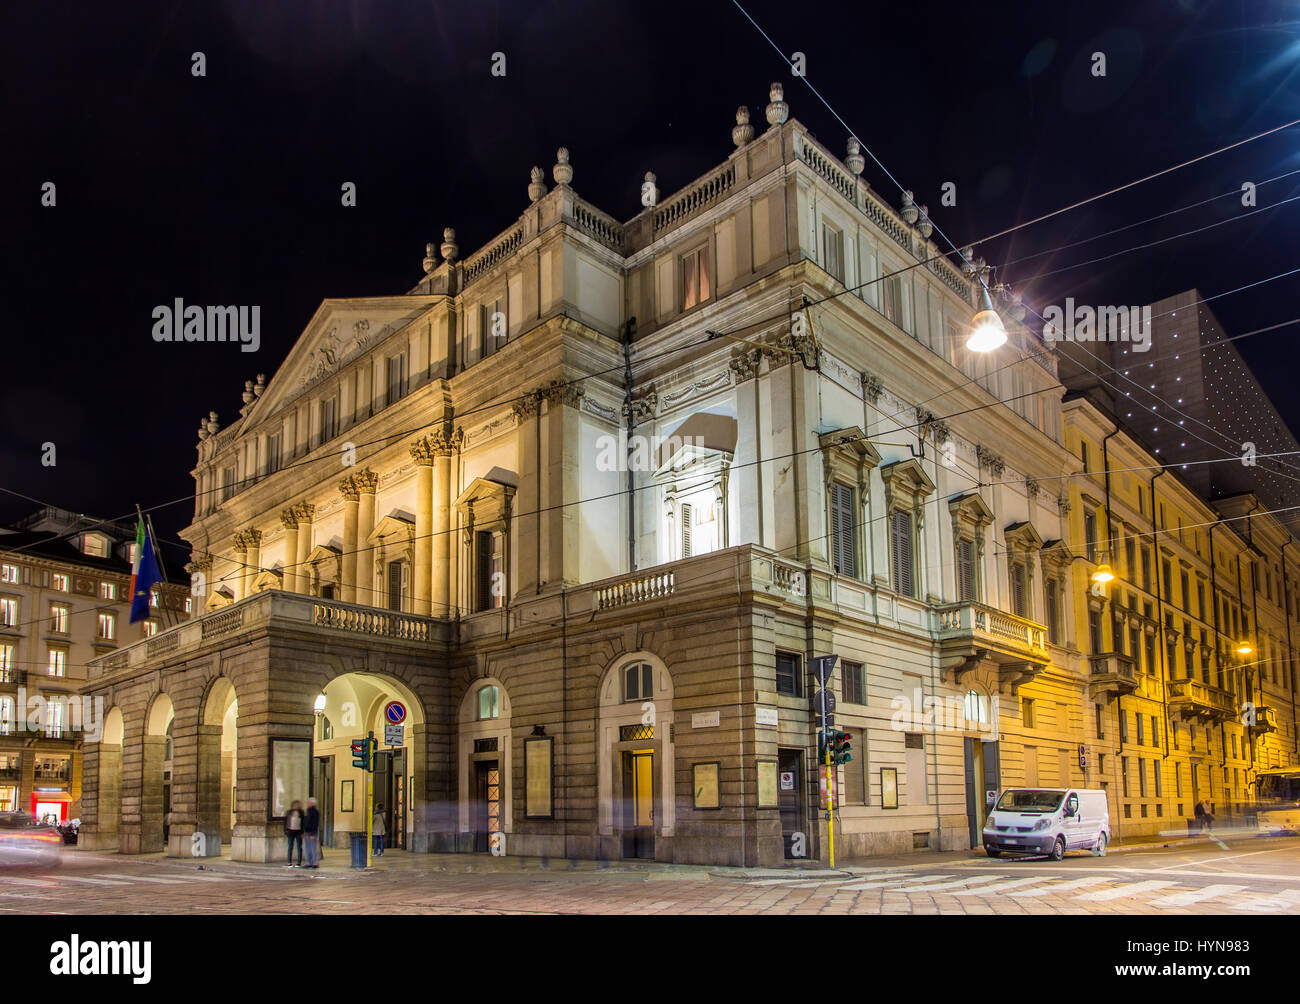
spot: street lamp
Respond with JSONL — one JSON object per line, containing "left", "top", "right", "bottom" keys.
{"left": 966, "top": 284, "right": 1008, "bottom": 353}
{"left": 1091, "top": 561, "right": 1115, "bottom": 584}
{"left": 1235, "top": 642, "right": 1253, "bottom": 657}
{"left": 313, "top": 694, "right": 327, "bottom": 714}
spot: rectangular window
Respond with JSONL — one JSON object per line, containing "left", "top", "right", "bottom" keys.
{"left": 0, "top": 598, "right": 16, "bottom": 627}
{"left": 47, "top": 647, "right": 66, "bottom": 677}
{"left": 50, "top": 604, "right": 68, "bottom": 633}
{"left": 1145, "top": 633, "right": 1156, "bottom": 676}
{"left": 99, "top": 582, "right": 116, "bottom": 600}
{"left": 1121, "top": 757, "right": 1130, "bottom": 797}
{"left": 957, "top": 539, "right": 976, "bottom": 602}
{"left": 829, "top": 482, "right": 856, "bottom": 578}
{"left": 881, "top": 273, "right": 902, "bottom": 326}
{"left": 320, "top": 396, "right": 339, "bottom": 444}
{"left": 822, "top": 223, "right": 844, "bottom": 284}
{"left": 51, "top": 573, "right": 69, "bottom": 592}
{"left": 387, "top": 352, "right": 408, "bottom": 407}
{"left": 1197, "top": 582, "right": 1206, "bottom": 621}
{"left": 1094, "top": 703, "right": 1104, "bottom": 740}
{"left": 1084, "top": 511, "right": 1098, "bottom": 562}
{"left": 1045, "top": 578, "right": 1062, "bottom": 644}
{"left": 889, "top": 510, "right": 915, "bottom": 598}
{"left": 1088, "top": 608, "right": 1103, "bottom": 654}
{"left": 1141, "top": 547, "right": 1151, "bottom": 591}
{"left": 1136, "top": 715, "right": 1145, "bottom": 745}
{"left": 1120, "top": 711, "right": 1129, "bottom": 743}
{"left": 143, "top": 620, "right": 158, "bottom": 637}
{"left": 1155, "top": 763, "right": 1163, "bottom": 798}
{"left": 0, "top": 698, "right": 11, "bottom": 735}
{"left": 1179, "top": 570, "right": 1189, "bottom": 612}
{"left": 1125, "top": 537, "right": 1136, "bottom": 581}
{"left": 0, "top": 644, "right": 12, "bottom": 683}
{"left": 1022, "top": 698, "right": 1035, "bottom": 729}
{"left": 481, "top": 296, "right": 507, "bottom": 358}
{"left": 45, "top": 702, "right": 63, "bottom": 739}
{"left": 220, "top": 465, "right": 238, "bottom": 503}
{"left": 266, "top": 432, "right": 282, "bottom": 475}
{"left": 680, "top": 503, "right": 693, "bottom": 558}
{"left": 681, "top": 247, "right": 712, "bottom": 310}
{"left": 97, "top": 612, "right": 115, "bottom": 641}
{"left": 623, "top": 665, "right": 652, "bottom": 703}
{"left": 1150, "top": 715, "right": 1158, "bottom": 748}
{"left": 0, "top": 564, "right": 18, "bottom": 584}
{"left": 474, "top": 530, "right": 505, "bottom": 612}
{"left": 386, "top": 560, "right": 404, "bottom": 613}
{"left": 775, "top": 651, "right": 801, "bottom": 697}
{"left": 842, "top": 660, "right": 864, "bottom": 705}
{"left": 1009, "top": 561, "right": 1027, "bottom": 617}
{"left": 1138, "top": 760, "right": 1148, "bottom": 797}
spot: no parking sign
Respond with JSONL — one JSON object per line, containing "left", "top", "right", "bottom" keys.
{"left": 384, "top": 701, "right": 407, "bottom": 725}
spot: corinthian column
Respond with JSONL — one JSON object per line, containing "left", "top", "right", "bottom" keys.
{"left": 280, "top": 509, "right": 300, "bottom": 593}
{"left": 339, "top": 475, "right": 360, "bottom": 604}
{"left": 244, "top": 528, "right": 262, "bottom": 598}
{"left": 354, "top": 470, "right": 379, "bottom": 606}
{"left": 231, "top": 533, "right": 249, "bottom": 602}
{"left": 429, "top": 425, "right": 462, "bottom": 617}
{"left": 294, "top": 502, "right": 316, "bottom": 595}
{"left": 409, "top": 439, "right": 436, "bottom": 617}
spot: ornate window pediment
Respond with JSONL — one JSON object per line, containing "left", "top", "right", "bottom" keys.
{"left": 948, "top": 493, "right": 993, "bottom": 534}
{"left": 880, "top": 458, "right": 935, "bottom": 514}
{"left": 368, "top": 511, "right": 415, "bottom": 547}
{"left": 252, "top": 567, "right": 283, "bottom": 592}
{"left": 455, "top": 478, "right": 516, "bottom": 529}
{"left": 1004, "top": 521, "right": 1044, "bottom": 553}
{"left": 206, "top": 585, "right": 235, "bottom": 610}
{"left": 1039, "top": 538, "right": 1074, "bottom": 571}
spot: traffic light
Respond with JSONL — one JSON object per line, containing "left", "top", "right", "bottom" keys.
{"left": 818, "top": 729, "right": 831, "bottom": 763}
{"left": 833, "top": 730, "right": 854, "bottom": 765}
{"left": 351, "top": 738, "right": 371, "bottom": 771}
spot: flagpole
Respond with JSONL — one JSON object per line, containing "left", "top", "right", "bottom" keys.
{"left": 144, "top": 512, "right": 178, "bottom": 629}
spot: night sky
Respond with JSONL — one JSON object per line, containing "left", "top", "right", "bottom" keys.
{"left": 5, "top": 0, "right": 1300, "bottom": 559}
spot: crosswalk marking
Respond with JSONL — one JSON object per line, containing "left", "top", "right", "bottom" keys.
{"left": 1007, "top": 876, "right": 1111, "bottom": 897}
{"left": 950, "top": 877, "right": 1043, "bottom": 896}
{"left": 1150, "top": 884, "right": 1246, "bottom": 908}
{"left": 3, "top": 876, "right": 56, "bottom": 887}
{"left": 839, "top": 874, "right": 955, "bottom": 891}
{"left": 900, "top": 875, "right": 1004, "bottom": 893}
{"left": 1076, "top": 880, "right": 1175, "bottom": 902}
{"left": 53, "top": 875, "right": 132, "bottom": 886}
{"left": 1232, "top": 889, "right": 1300, "bottom": 912}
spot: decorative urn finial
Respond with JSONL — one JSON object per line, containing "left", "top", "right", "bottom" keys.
{"left": 765, "top": 82, "right": 788, "bottom": 126}
{"left": 254, "top": 374, "right": 266, "bottom": 396}
{"left": 917, "top": 205, "right": 932, "bottom": 239}
{"left": 528, "top": 166, "right": 547, "bottom": 202}
{"left": 845, "top": 137, "right": 864, "bottom": 175}
{"left": 732, "top": 106, "right": 754, "bottom": 148}
{"left": 553, "top": 147, "right": 573, "bottom": 187}
{"left": 422, "top": 242, "right": 438, "bottom": 274}
{"left": 901, "top": 190, "right": 919, "bottom": 225}
{"left": 206, "top": 411, "right": 220, "bottom": 435}
{"left": 242, "top": 380, "right": 255, "bottom": 405}
{"left": 198, "top": 417, "right": 210, "bottom": 441}
{"left": 441, "top": 227, "right": 459, "bottom": 264}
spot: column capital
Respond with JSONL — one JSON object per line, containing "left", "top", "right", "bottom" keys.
{"left": 280, "top": 508, "right": 299, "bottom": 530}
{"left": 409, "top": 438, "right": 437, "bottom": 466}
{"left": 512, "top": 392, "right": 542, "bottom": 420}
{"left": 187, "top": 554, "right": 213, "bottom": 572}
{"left": 338, "top": 475, "right": 361, "bottom": 501}
{"left": 353, "top": 468, "right": 380, "bottom": 494}
{"left": 428, "top": 424, "right": 464, "bottom": 456}
{"left": 292, "top": 501, "right": 316, "bottom": 524}
{"left": 231, "top": 532, "right": 249, "bottom": 553}
{"left": 243, "top": 527, "right": 263, "bottom": 547}
{"left": 539, "top": 378, "right": 583, "bottom": 409}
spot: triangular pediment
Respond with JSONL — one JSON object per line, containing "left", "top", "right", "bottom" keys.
{"left": 368, "top": 511, "right": 415, "bottom": 545}
{"left": 240, "top": 296, "right": 444, "bottom": 428}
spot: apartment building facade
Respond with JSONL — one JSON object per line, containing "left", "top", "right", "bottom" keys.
{"left": 0, "top": 508, "right": 190, "bottom": 822}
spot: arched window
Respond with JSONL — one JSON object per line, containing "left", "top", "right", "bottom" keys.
{"left": 963, "top": 689, "right": 989, "bottom": 725}
{"left": 319, "top": 715, "right": 333, "bottom": 741}
{"left": 476, "top": 685, "right": 500, "bottom": 720}
{"left": 623, "top": 662, "right": 653, "bottom": 703}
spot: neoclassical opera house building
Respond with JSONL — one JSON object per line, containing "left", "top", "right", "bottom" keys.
{"left": 80, "top": 85, "right": 1074, "bottom": 866}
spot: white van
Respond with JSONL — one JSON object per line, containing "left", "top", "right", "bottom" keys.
{"left": 982, "top": 788, "right": 1111, "bottom": 860}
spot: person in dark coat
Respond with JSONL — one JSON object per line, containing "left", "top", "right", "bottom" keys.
{"left": 302, "top": 797, "right": 321, "bottom": 868}
{"left": 284, "top": 800, "right": 304, "bottom": 867}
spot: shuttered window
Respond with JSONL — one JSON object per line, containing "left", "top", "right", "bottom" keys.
{"left": 957, "top": 538, "right": 975, "bottom": 601}
{"left": 829, "top": 482, "right": 856, "bottom": 577}
{"left": 889, "top": 510, "right": 914, "bottom": 597}
{"left": 681, "top": 504, "right": 693, "bottom": 558}
{"left": 1010, "top": 561, "right": 1027, "bottom": 616}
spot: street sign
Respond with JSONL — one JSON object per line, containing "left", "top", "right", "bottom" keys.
{"left": 384, "top": 723, "right": 404, "bottom": 747}
{"left": 384, "top": 701, "right": 407, "bottom": 725}
{"left": 812, "top": 689, "right": 836, "bottom": 718}
{"left": 780, "top": 771, "right": 795, "bottom": 790}
{"left": 811, "top": 655, "right": 838, "bottom": 688}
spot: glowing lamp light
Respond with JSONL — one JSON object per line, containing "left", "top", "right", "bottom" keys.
{"left": 966, "top": 285, "right": 1007, "bottom": 352}
{"left": 313, "top": 694, "right": 327, "bottom": 714}
{"left": 1235, "top": 643, "right": 1253, "bottom": 657}
{"left": 1091, "top": 563, "right": 1115, "bottom": 584}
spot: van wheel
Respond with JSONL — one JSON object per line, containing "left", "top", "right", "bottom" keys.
{"left": 986, "top": 848, "right": 1001, "bottom": 858}
{"left": 1050, "top": 836, "right": 1065, "bottom": 861}
{"left": 1093, "top": 833, "right": 1107, "bottom": 857}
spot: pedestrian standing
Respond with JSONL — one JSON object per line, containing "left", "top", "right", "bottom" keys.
{"left": 284, "top": 800, "right": 304, "bottom": 867}
{"left": 303, "top": 797, "right": 321, "bottom": 868}
{"left": 372, "top": 802, "right": 386, "bottom": 857}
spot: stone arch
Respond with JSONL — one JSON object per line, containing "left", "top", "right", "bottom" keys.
{"left": 195, "top": 677, "right": 239, "bottom": 856}
{"left": 139, "top": 692, "right": 175, "bottom": 854}
{"left": 87, "top": 706, "right": 125, "bottom": 850}
{"left": 315, "top": 670, "right": 428, "bottom": 852}
{"left": 455, "top": 676, "right": 513, "bottom": 849}
{"left": 596, "top": 651, "right": 676, "bottom": 859}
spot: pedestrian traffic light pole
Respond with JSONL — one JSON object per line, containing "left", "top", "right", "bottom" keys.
{"left": 825, "top": 728, "right": 836, "bottom": 870}
{"left": 366, "top": 731, "right": 375, "bottom": 869}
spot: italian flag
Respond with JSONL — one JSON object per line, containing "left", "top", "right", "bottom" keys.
{"left": 129, "top": 518, "right": 162, "bottom": 623}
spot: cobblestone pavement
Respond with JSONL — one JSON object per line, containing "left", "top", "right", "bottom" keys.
{"left": 3, "top": 836, "right": 1298, "bottom": 914}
